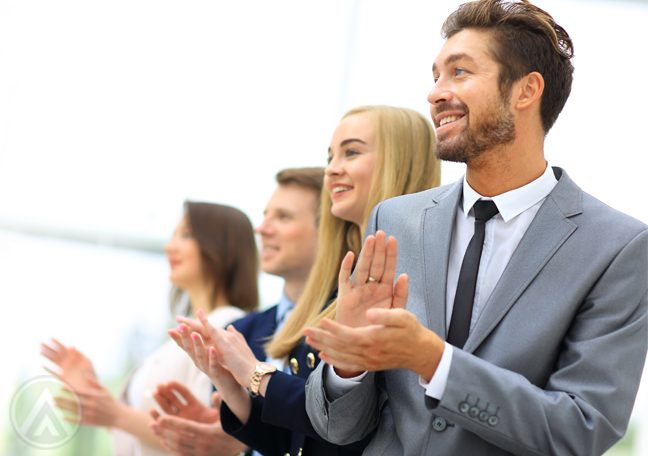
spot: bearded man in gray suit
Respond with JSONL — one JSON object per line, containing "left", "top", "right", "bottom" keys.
{"left": 303, "top": 1, "right": 648, "bottom": 455}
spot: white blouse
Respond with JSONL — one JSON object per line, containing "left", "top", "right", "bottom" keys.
{"left": 112, "top": 305, "right": 246, "bottom": 456}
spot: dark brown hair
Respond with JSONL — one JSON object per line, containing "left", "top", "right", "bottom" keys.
{"left": 171, "top": 201, "right": 259, "bottom": 314}
{"left": 442, "top": 0, "right": 574, "bottom": 133}
{"left": 275, "top": 167, "right": 325, "bottom": 226}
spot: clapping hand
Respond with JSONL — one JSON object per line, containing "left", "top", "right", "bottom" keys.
{"left": 304, "top": 231, "right": 444, "bottom": 380}
{"left": 152, "top": 381, "right": 219, "bottom": 423}
{"left": 335, "top": 230, "right": 409, "bottom": 328}
{"left": 40, "top": 338, "right": 97, "bottom": 390}
{"left": 167, "top": 314, "right": 253, "bottom": 424}
{"left": 55, "top": 375, "right": 126, "bottom": 427}
{"left": 150, "top": 388, "right": 247, "bottom": 456}
{"left": 41, "top": 338, "right": 123, "bottom": 426}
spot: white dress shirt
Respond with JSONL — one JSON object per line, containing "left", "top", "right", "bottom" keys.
{"left": 327, "top": 163, "right": 558, "bottom": 400}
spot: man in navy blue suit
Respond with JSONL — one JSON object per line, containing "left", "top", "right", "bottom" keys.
{"left": 150, "top": 167, "right": 324, "bottom": 455}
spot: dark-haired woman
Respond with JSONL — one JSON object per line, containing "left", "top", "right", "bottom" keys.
{"left": 41, "top": 202, "right": 258, "bottom": 456}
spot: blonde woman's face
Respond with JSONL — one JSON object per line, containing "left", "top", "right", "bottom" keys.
{"left": 325, "top": 113, "right": 376, "bottom": 226}
{"left": 164, "top": 217, "right": 204, "bottom": 290}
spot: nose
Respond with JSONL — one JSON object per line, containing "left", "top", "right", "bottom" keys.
{"left": 255, "top": 217, "right": 272, "bottom": 236}
{"left": 427, "top": 78, "right": 453, "bottom": 107}
{"left": 164, "top": 240, "right": 173, "bottom": 255}
{"left": 325, "top": 154, "right": 343, "bottom": 178}
{"left": 164, "top": 235, "right": 177, "bottom": 255}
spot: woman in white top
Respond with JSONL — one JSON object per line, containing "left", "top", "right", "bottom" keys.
{"left": 41, "top": 201, "right": 258, "bottom": 456}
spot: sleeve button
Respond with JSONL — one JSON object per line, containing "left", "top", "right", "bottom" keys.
{"left": 459, "top": 402, "right": 470, "bottom": 414}
{"left": 469, "top": 406, "right": 480, "bottom": 418}
{"left": 488, "top": 415, "right": 499, "bottom": 427}
{"left": 479, "top": 411, "right": 489, "bottom": 422}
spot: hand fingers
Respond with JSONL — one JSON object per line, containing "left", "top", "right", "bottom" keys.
{"left": 150, "top": 408, "right": 161, "bottom": 420}
{"left": 191, "top": 332, "right": 211, "bottom": 372}
{"left": 54, "top": 396, "right": 80, "bottom": 413}
{"left": 168, "top": 327, "right": 189, "bottom": 351}
{"left": 42, "top": 365, "right": 63, "bottom": 379}
{"left": 160, "top": 383, "right": 186, "bottom": 411}
{"left": 158, "top": 415, "right": 202, "bottom": 434}
{"left": 318, "top": 318, "right": 382, "bottom": 344}
{"left": 353, "top": 235, "right": 376, "bottom": 285}
{"left": 304, "top": 325, "right": 370, "bottom": 356}
{"left": 50, "top": 338, "right": 67, "bottom": 350}
{"left": 338, "top": 251, "right": 355, "bottom": 295}
{"left": 174, "top": 316, "right": 204, "bottom": 334}
{"left": 166, "top": 381, "right": 196, "bottom": 405}
{"left": 366, "top": 307, "right": 412, "bottom": 327}
{"left": 381, "top": 236, "right": 399, "bottom": 287}
{"left": 318, "top": 350, "right": 375, "bottom": 373}
{"left": 368, "top": 230, "right": 387, "bottom": 283}
{"left": 174, "top": 325, "right": 201, "bottom": 364}
{"left": 392, "top": 273, "right": 409, "bottom": 310}
{"left": 153, "top": 387, "right": 180, "bottom": 415}
{"left": 197, "top": 310, "right": 220, "bottom": 343}
{"left": 85, "top": 373, "right": 100, "bottom": 385}
{"left": 153, "top": 423, "right": 194, "bottom": 452}
{"left": 208, "top": 346, "right": 228, "bottom": 379}
{"left": 40, "top": 343, "right": 61, "bottom": 364}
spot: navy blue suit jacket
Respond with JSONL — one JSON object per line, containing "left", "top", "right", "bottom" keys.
{"left": 220, "top": 305, "right": 372, "bottom": 456}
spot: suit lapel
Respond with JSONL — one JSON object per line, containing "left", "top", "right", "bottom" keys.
{"left": 251, "top": 307, "right": 278, "bottom": 360}
{"left": 463, "top": 169, "right": 582, "bottom": 353}
{"left": 422, "top": 181, "right": 463, "bottom": 340}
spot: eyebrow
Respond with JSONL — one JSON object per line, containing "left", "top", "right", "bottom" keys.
{"left": 432, "top": 52, "right": 475, "bottom": 73}
{"left": 328, "top": 138, "right": 367, "bottom": 153}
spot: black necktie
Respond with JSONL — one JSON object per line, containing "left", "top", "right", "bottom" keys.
{"left": 447, "top": 199, "right": 499, "bottom": 349}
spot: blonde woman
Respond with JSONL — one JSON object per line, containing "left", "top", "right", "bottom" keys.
{"left": 170, "top": 105, "right": 440, "bottom": 456}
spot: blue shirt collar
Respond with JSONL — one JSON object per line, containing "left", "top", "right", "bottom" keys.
{"left": 276, "top": 292, "right": 295, "bottom": 326}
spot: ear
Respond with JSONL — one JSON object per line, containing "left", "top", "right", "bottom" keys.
{"left": 514, "top": 72, "right": 544, "bottom": 111}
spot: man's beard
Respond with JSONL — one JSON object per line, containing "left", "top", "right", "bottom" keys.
{"left": 433, "top": 93, "right": 516, "bottom": 164}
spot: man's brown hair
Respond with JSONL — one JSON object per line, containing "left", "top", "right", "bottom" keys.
{"left": 275, "top": 167, "right": 325, "bottom": 226}
{"left": 442, "top": 0, "right": 574, "bottom": 133}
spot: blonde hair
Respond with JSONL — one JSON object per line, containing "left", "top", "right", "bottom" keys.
{"left": 266, "top": 105, "right": 441, "bottom": 359}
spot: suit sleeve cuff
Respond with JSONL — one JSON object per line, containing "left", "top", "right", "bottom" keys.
{"left": 325, "top": 364, "right": 368, "bottom": 400}
{"left": 418, "top": 342, "right": 453, "bottom": 400}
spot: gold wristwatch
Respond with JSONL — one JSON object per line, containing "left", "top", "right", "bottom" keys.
{"left": 249, "top": 362, "right": 277, "bottom": 397}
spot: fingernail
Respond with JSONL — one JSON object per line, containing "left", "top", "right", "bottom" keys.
{"left": 179, "top": 326, "right": 185, "bottom": 333}
{"left": 209, "top": 347, "right": 215, "bottom": 355}
{"left": 191, "top": 334, "right": 197, "bottom": 341}
{"left": 198, "top": 309, "right": 204, "bottom": 316}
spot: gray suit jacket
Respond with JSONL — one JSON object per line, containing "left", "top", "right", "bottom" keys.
{"left": 306, "top": 168, "right": 648, "bottom": 456}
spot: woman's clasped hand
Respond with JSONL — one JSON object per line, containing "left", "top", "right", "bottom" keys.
{"left": 168, "top": 309, "right": 264, "bottom": 424}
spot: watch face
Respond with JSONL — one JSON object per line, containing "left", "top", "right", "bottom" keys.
{"left": 258, "top": 362, "right": 277, "bottom": 373}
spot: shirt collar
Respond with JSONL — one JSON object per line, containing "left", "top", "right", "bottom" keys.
{"left": 462, "top": 163, "right": 558, "bottom": 223}
{"left": 276, "top": 292, "right": 296, "bottom": 325}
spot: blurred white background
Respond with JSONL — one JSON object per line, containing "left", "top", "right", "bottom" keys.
{"left": 0, "top": 0, "right": 646, "bottom": 454}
